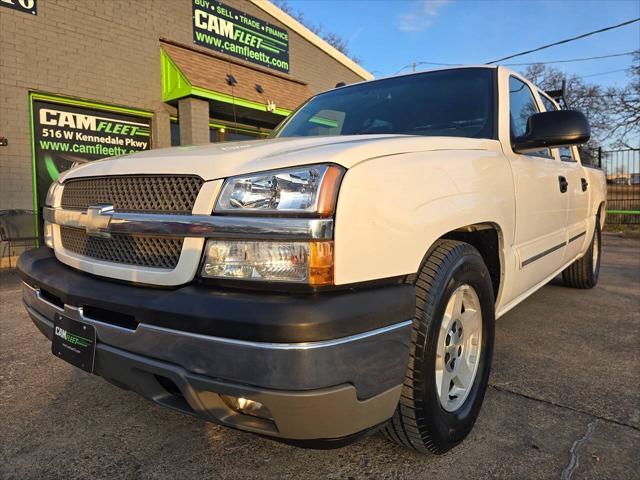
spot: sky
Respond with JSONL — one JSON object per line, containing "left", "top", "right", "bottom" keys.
{"left": 285, "top": 0, "right": 640, "bottom": 88}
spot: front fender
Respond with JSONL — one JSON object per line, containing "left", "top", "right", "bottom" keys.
{"left": 333, "top": 149, "right": 515, "bottom": 285}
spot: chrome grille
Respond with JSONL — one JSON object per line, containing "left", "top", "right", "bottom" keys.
{"left": 61, "top": 175, "right": 204, "bottom": 214}
{"left": 60, "top": 227, "right": 183, "bottom": 269}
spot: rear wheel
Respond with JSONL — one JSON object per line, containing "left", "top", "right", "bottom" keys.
{"left": 383, "top": 240, "right": 495, "bottom": 454}
{"left": 562, "top": 217, "right": 601, "bottom": 289}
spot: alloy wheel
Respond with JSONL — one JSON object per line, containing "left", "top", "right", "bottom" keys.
{"left": 435, "top": 284, "right": 483, "bottom": 412}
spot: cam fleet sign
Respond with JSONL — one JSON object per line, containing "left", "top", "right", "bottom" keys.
{"left": 31, "top": 99, "right": 151, "bottom": 211}
{"left": 192, "top": 0, "right": 290, "bottom": 73}
{"left": 0, "top": 0, "right": 37, "bottom": 15}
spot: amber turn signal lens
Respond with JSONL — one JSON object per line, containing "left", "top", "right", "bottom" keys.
{"left": 309, "top": 241, "right": 334, "bottom": 286}
{"left": 316, "top": 166, "right": 344, "bottom": 217}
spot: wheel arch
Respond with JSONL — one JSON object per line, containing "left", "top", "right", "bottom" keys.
{"left": 597, "top": 201, "right": 606, "bottom": 228}
{"left": 406, "top": 223, "right": 504, "bottom": 304}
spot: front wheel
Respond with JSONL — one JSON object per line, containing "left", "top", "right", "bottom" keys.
{"left": 383, "top": 240, "right": 495, "bottom": 454}
{"left": 562, "top": 217, "right": 601, "bottom": 289}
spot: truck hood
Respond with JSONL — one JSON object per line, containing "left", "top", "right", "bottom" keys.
{"left": 61, "top": 134, "right": 500, "bottom": 182}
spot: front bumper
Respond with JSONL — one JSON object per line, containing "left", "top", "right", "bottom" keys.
{"left": 18, "top": 248, "right": 414, "bottom": 443}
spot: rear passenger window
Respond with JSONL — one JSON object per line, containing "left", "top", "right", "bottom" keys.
{"left": 509, "top": 77, "right": 551, "bottom": 158}
{"left": 540, "top": 95, "right": 557, "bottom": 114}
{"left": 558, "top": 146, "right": 575, "bottom": 162}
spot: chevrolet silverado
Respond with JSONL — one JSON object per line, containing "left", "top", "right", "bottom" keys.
{"left": 18, "top": 66, "right": 606, "bottom": 453}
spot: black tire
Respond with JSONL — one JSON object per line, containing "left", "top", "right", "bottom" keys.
{"left": 562, "top": 218, "right": 601, "bottom": 289}
{"left": 383, "top": 239, "right": 495, "bottom": 454}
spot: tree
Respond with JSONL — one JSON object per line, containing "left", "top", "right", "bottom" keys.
{"left": 523, "top": 61, "right": 639, "bottom": 153}
{"left": 606, "top": 52, "right": 640, "bottom": 149}
{"left": 523, "top": 64, "right": 612, "bottom": 146}
{"left": 272, "top": 1, "right": 361, "bottom": 63}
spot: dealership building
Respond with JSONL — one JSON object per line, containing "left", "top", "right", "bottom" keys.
{"left": 0, "top": 0, "right": 371, "bottom": 254}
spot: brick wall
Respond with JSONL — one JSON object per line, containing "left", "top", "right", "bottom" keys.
{"left": 0, "top": 0, "right": 365, "bottom": 212}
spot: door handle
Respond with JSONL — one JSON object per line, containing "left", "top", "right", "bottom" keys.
{"left": 581, "top": 178, "right": 588, "bottom": 192}
{"left": 558, "top": 176, "right": 568, "bottom": 193}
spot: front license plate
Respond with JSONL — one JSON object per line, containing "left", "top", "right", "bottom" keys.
{"left": 52, "top": 313, "right": 96, "bottom": 373}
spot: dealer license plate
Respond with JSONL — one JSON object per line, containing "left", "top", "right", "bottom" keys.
{"left": 52, "top": 313, "right": 96, "bottom": 373}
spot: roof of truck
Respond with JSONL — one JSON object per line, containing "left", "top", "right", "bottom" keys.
{"left": 330, "top": 65, "right": 506, "bottom": 92}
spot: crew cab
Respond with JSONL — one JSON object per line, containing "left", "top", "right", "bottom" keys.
{"left": 18, "top": 66, "right": 606, "bottom": 453}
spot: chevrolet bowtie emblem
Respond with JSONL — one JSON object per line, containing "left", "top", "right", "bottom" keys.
{"left": 84, "top": 205, "right": 113, "bottom": 238}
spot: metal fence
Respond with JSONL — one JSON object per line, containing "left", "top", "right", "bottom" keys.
{"left": 599, "top": 149, "right": 640, "bottom": 225}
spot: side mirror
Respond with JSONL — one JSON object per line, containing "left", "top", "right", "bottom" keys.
{"left": 513, "top": 110, "right": 590, "bottom": 153}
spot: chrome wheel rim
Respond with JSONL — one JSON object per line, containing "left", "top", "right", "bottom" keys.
{"left": 435, "top": 284, "right": 483, "bottom": 412}
{"left": 592, "top": 232, "right": 599, "bottom": 274}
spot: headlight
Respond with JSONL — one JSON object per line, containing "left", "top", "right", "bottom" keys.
{"left": 215, "top": 164, "right": 343, "bottom": 216}
{"left": 201, "top": 240, "right": 333, "bottom": 285}
{"left": 45, "top": 180, "right": 62, "bottom": 207}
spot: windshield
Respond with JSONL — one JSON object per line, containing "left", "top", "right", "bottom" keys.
{"left": 274, "top": 68, "right": 496, "bottom": 140}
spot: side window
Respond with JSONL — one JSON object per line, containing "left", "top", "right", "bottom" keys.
{"left": 540, "top": 93, "right": 575, "bottom": 162}
{"left": 540, "top": 94, "right": 556, "bottom": 114}
{"left": 509, "top": 77, "right": 551, "bottom": 158}
{"left": 558, "top": 146, "right": 575, "bottom": 162}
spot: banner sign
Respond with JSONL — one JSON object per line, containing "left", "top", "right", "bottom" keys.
{"left": 0, "top": 0, "right": 37, "bottom": 15}
{"left": 31, "top": 99, "right": 151, "bottom": 211}
{"left": 192, "top": 0, "right": 290, "bottom": 73}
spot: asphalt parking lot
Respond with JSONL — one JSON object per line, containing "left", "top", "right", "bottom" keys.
{"left": 1, "top": 235, "right": 638, "bottom": 480}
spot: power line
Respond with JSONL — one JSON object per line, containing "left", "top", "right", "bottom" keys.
{"left": 505, "top": 51, "right": 638, "bottom": 66}
{"left": 393, "top": 61, "right": 458, "bottom": 75}
{"left": 576, "top": 93, "right": 640, "bottom": 98}
{"left": 394, "top": 50, "right": 638, "bottom": 76}
{"left": 394, "top": 51, "right": 637, "bottom": 74}
{"left": 582, "top": 68, "right": 631, "bottom": 78}
{"left": 485, "top": 18, "right": 640, "bottom": 64}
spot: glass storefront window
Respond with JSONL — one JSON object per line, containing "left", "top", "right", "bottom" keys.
{"left": 170, "top": 120, "right": 180, "bottom": 146}
{"left": 226, "top": 130, "right": 261, "bottom": 141}
{"left": 169, "top": 118, "right": 269, "bottom": 146}
{"left": 209, "top": 123, "right": 269, "bottom": 143}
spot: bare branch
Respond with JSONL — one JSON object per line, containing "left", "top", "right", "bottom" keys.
{"left": 272, "top": 1, "right": 361, "bottom": 63}
{"left": 522, "top": 60, "right": 639, "bottom": 149}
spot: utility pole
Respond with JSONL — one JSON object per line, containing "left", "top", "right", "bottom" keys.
{"left": 412, "top": 62, "right": 416, "bottom": 73}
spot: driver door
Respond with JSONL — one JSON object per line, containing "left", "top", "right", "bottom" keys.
{"left": 505, "top": 76, "right": 568, "bottom": 298}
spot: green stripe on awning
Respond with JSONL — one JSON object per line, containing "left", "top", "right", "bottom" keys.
{"left": 160, "top": 48, "right": 292, "bottom": 117}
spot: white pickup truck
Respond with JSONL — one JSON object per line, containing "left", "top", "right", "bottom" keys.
{"left": 19, "top": 66, "right": 606, "bottom": 453}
